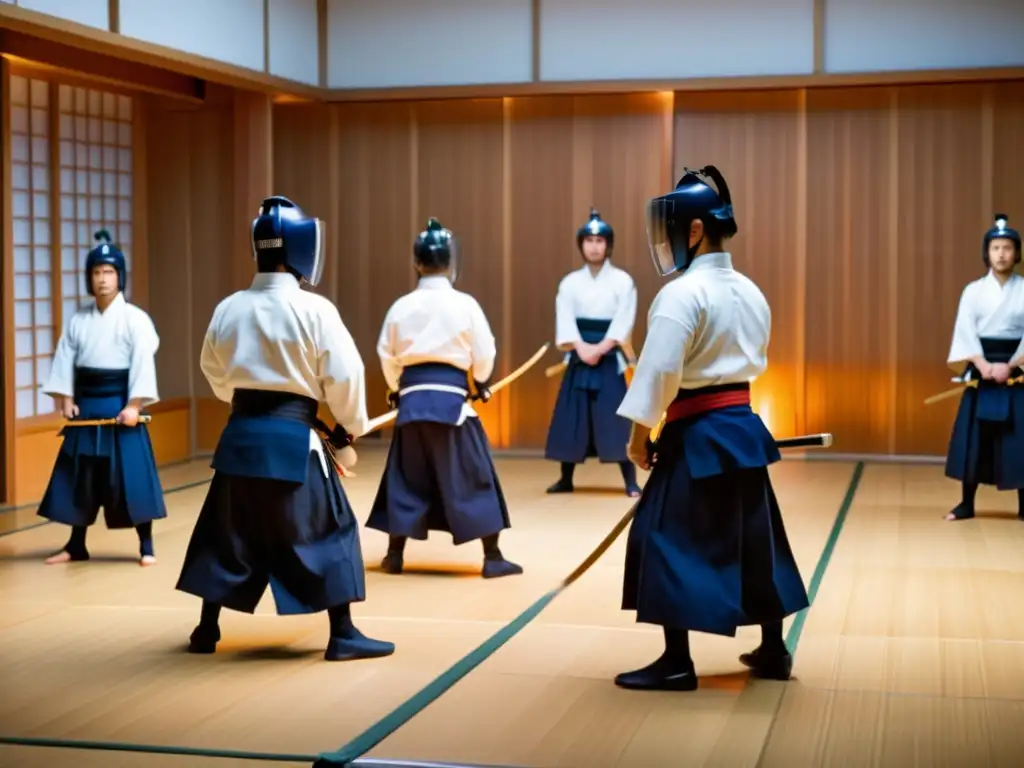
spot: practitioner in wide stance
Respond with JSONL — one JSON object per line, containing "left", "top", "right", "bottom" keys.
{"left": 38, "top": 230, "right": 166, "bottom": 567}
{"left": 176, "top": 196, "right": 394, "bottom": 661}
{"left": 545, "top": 209, "right": 641, "bottom": 497}
{"left": 944, "top": 214, "right": 1024, "bottom": 521}
{"left": 366, "top": 218, "right": 522, "bottom": 579}
{"left": 614, "top": 167, "right": 809, "bottom": 691}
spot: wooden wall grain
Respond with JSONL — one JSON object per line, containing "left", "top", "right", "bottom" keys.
{"left": 272, "top": 80, "right": 1024, "bottom": 457}
{"left": 144, "top": 84, "right": 273, "bottom": 457}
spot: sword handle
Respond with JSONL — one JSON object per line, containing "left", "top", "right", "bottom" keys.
{"left": 775, "top": 433, "right": 832, "bottom": 449}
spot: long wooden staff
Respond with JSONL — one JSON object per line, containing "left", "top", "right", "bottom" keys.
{"left": 60, "top": 414, "right": 153, "bottom": 428}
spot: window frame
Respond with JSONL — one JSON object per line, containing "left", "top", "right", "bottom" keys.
{"left": 3, "top": 61, "right": 146, "bottom": 435}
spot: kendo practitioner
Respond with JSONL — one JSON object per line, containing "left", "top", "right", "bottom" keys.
{"left": 544, "top": 209, "right": 641, "bottom": 497}
{"left": 175, "top": 196, "right": 394, "bottom": 662}
{"left": 366, "top": 218, "right": 522, "bottom": 579}
{"left": 38, "top": 230, "right": 166, "bottom": 567}
{"left": 614, "top": 167, "right": 809, "bottom": 691}
{"left": 944, "top": 214, "right": 1024, "bottom": 522}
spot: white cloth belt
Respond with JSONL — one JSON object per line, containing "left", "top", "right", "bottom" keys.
{"left": 397, "top": 383, "right": 469, "bottom": 397}
{"left": 395, "top": 382, "right": 476, "bottom": 425}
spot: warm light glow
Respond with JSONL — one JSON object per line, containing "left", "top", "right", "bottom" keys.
{"left": 273, "top": 94, "right": 315, "bottom": 104}
{"left": 756, "top": 395, "right": 774, "bottom": 435}
{"left": 1, "top": 54, "right": 57, "bottom": 71}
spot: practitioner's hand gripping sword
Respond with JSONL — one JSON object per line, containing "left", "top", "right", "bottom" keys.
{"left": 362, "top": 342, "right": 551, "bottom": 435}
{"left": 923, "top": 371, "right": 1024, "bottom": 405}
{"left": 544, "top": 340, "right": 638, "bottom": 379}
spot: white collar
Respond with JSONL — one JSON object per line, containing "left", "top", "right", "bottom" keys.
{"left": 417, "top": 275, "right": 453, "bottom": 290}
{"left": 686, "top": 252, "right": 733, "bottom": 272}
{"left": 251, "top": 272, "right": 301, "bottom": 290}
{"left": 581, "top": 259, "right": 612, "bottom": 279}
{"left": 91, "top": 291, "right": 125, "bottom": 314}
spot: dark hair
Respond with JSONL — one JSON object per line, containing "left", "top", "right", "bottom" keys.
{"left": 256, "top": 251, "right": 284, "bottom": 273}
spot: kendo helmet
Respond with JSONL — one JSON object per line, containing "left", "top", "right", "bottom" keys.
{"left": 84, "top": 229, "right": 126, "bottom": 295}
{"left": 576, "top": 208, "right": 614, "bottom": 257}
{"left": 413, "top": 217, "right": 460, "bottom": 284}
{"left": 983, "top": 213, "right": 1021, "bottom": 266}
{"left": 645, "top": 166, "right": 738, "bottom": 277}
{"left": 251, "top": 196, "right": 325, "bottom": 286}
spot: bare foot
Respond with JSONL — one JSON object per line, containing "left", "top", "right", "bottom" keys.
{"left": 139, "top": 555, "right": 157, "bottom": 567}
{"left": 44, "top": 551, "right": 73, "bottom": 565}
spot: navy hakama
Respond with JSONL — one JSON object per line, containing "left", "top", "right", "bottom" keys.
{"left": 367, "top": 363, "right": 510, "bottom": 545}
{"left": 175, "top": 390, "right": 366, "bottom": 615}
{"left": 622, "top": 384, "right": 809, "bottom": 637}
{"left": 945, "top": 337, "right": 1024, "bottom": 490}
{"left": 37, "top": 367, "right": 166, "bottom": 530}
{"left": 544, "top": 318, "right": 631, "bottom": 464}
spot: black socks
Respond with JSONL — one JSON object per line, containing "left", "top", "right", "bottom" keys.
{"left": 482, "top": 533, "right": 502, "bottom": 560}
{"left": 619, "top": 460, "right": 638, "bottom": 489}
{"left": 387, "top": 535, "right": 407, "bottom": 556}
{"left": 66, "top": 525, "right": 89, "bottom": 559}
{"left": 389, "top": 533, "right": 504, "bottom": 562}
{"left": 64, "top": 523, "right": 155, "bottom": 559}
{"left": 760, "top": 620, "right": 787, "bottom": 655}
{"left": 958, "top": 483, "right": 1024, "bottom": 517}
{"left": 199, "top": 600, "right": 221, "bottom": 630}
{"left": 663, "top": 626, "right": 693, "bottom": 667}
{"left": 136, "top": 522, "right": 154, "bottom": 558}
{"left": 560, "top": 462, "right": 575, "bottom": 485}
{"left": 328, "top": 603, "right": 355, "bottom": 637}
{"left": 963, "top": 482, "right": 978, "bottom": 510}
{"left": 194, "top": 602, "right": 356, "bottom": 642}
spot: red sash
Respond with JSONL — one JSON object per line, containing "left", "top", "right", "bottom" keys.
{"left": 664, "top": 386, "right": 751, "bottom": 424}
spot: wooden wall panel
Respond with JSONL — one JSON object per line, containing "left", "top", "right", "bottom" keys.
{"left": 272, "top": 104, "right": 335, "bottom": 294}
{"left": 332, "top": 102, "right": 416, "bottom": 421}
{"left": 804, "top": 86, "right": 897, "bottom": 453}
{"left": 893, "top": 84, "right": 989, "bottom": 456}
{"left": 145, "top": 106, "right": 193, "bottom": 401}
{"left": 415, "top": 98, "right": 506, "bottom": 444}
{"left": 505, "top": 96, "right": 576, "bottom": 450}
{"left": 505, "top": 94, "right": 670, "bottom": 449}
{"left": 143, "top": 86, "right": 239, "bottom": 456}
{"left": 261, "top": 80, "right": 1024, "bottom": 459}
{"left": 272, "top": 94, "right": 670, "bottom": 452}
{"left": 991, "top": 82, "right": 1024, "bottom": 248}
{"left": 673, "top": 91, "right": 805, "bottom": 439}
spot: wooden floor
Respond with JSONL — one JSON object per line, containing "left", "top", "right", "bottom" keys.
{"left": 1, "top": 450, "right": 1023, "bottom": 766}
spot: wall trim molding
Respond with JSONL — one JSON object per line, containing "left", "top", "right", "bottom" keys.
{"left": 323, "top": 66, "right": 1024, "bottom": 103}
